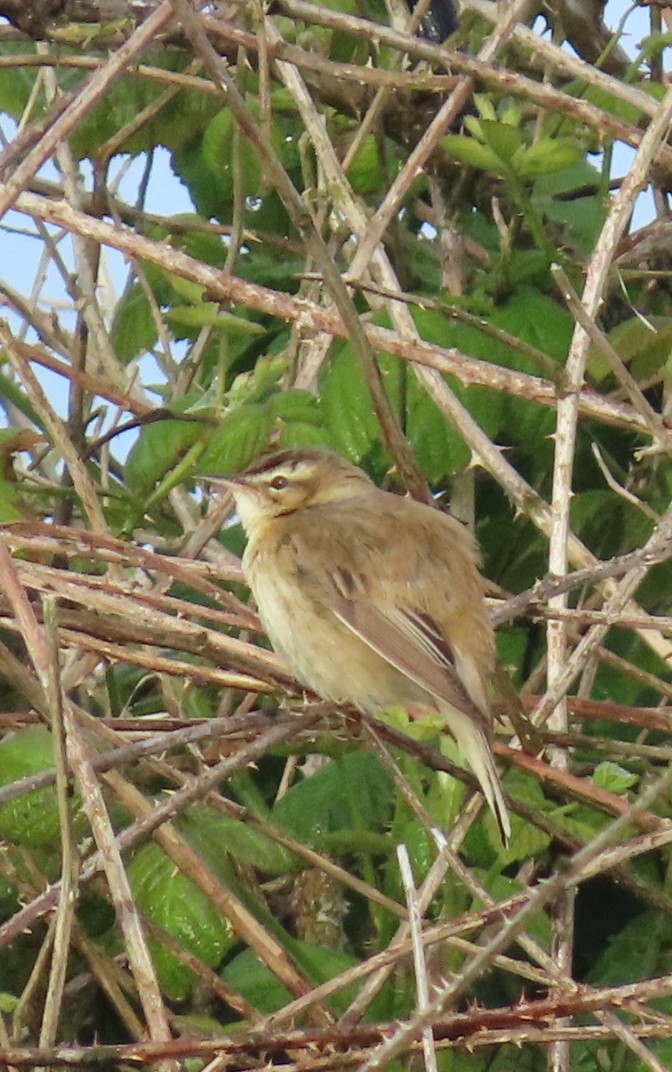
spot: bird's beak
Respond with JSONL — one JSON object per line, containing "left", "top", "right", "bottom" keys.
{"left": 206, "top": 475, "right": 240, "bottom": 493}
{"left": 205, "top": 474, "right": 257, "bottom": 497}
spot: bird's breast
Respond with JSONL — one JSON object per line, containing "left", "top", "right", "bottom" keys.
{"left": 243, "top": 534, "right": 426, "bottom": 713}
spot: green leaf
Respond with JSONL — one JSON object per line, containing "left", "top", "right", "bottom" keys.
{"left": 199, "top": 404, "right": 272, "bottom": 474}
{"left": 533, "top": 162, "right": 605, "bottom": 255}
{"left": 0, "top": 369, "right": 41, "bottom": 427}
{"left": 202, "top": 107, "right": 261, "bottom": 199}
{"left": 272, "top": 753, "right": 394, "bottom": 841}
{"left": 488, "top": 768, "right": 553, "bottom": 864}
{"left": 487, "top": 872, "right": 552, "bottom": 949}
{"left": 587, "top": 909, "right": 670, "bottom": 986}
{"left": 513, "top": 137, "right": 582, "bottom": 178}
{"left": 0, "top": 727, "right": 80, "bottom": 848}
{"left": 562, "top": 805, "right": 611, "bottom": 844}
{"left": 636, "top": 31, "right": 672, "bottom": 64}
{"left": 70, "top": 58, "right": 218, "bottom": 159}
{"left": 172, "top": 137, "right": 232, "bottom": 221}
{"left": 110, "top": 282, "right": 159, "bottom": 365}
{"left": 222, "top": 947, "right": 293, "bottom": 1013}
{"left": 487, "top": 1046, "right": 545, "bottom": 1072}
{"left": 582, "top": 82, "right": 648, "bottom": 126}
{"left": 278, "top": 421, "right": 335, "bottom": 449}
{"left": 349, "top": 135, "right": 382, "bottom": 195}
{"left": 179, "top": 807, "right": 296, "bottom": 876}
{"left": 473, "top": 119, "right": 524, "bottom": 165}
{"left": 489, "top": 288, "right": 572, "bottom": 367}
{"left": 592, "top": 762, "right": 638, "bottom": 795}
{"left": 406, "top": 376, "right": 470, "bottom": 480}
{"left": 471, "top": 93, "right": 497, "bottom": 121}
{"left": 650, "top": 1039, "right": 672, "bottom": 1071}
{"left": 125, "top": 416, "right": 204, "bottom": 498}
{"left": 319, "top": 345, "right": 381, "bottom": 461}
{"left": 411, "top": 306, "right": 506, "bottom": 444}
{"left": 164, "top": 272, "right": 207, "bottom": 304}
{"left": 267, "top": 388, "right": 335, "bottom": 448}
{"left": 267, "top": 389, "right": 322, "bottom": 425}
{"left": 0, "top": 45, "right": 42, "bottom": 118}
{"left": 169, "top": 219, "right": 228, "bottom": 267}
{"left": 128, "top": 842, "right": 236, "bottom": 1000}
{"left": 0, "top": 480, "right": 24, "bottom": 521}
{"left": 222, "top": 938, "right": 397, "bottom": 1017}
{"left": 589, "top": 315, "right": 672, "bottom": 384}
{"left": 440, "top": 134, "right": 501, "bottom": 172}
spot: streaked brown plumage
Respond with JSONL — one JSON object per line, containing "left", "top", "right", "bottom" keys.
{"left": 212, "top": 446, "right": 510, "bottom": 845}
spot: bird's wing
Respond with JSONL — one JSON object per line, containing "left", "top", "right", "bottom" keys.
{"left": 332, "top": 593, "right": 489, "bottom": 730}
{"left": 286, "top": 499, "right": 491, "bottom": 729}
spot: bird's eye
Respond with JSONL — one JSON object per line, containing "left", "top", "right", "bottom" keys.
{"left": 269, "top": 474, "right": 288, "bottom": 491}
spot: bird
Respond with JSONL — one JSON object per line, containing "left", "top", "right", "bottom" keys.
{"left": 211, "top": 446, "right": 510, "bottom": 846}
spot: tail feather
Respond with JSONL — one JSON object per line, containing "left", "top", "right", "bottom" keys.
{"left": 443, "top": 707, "right": 511, "bottom": 847}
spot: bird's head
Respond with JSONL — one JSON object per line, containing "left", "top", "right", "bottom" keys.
{"left": 209, "top": 447, "right": 374, "bottom": 534}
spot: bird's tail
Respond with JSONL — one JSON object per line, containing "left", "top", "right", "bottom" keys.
{"left": 444, "top": 707, "right": 511, "bottom": 847}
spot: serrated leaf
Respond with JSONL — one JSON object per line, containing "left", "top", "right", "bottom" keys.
{"left": 180, "top": 807, "right": 295, "bottom": 876}
{"left": 169, "top": 220, "right": 228, "bottom": 266}
{"left": 472, "top": 93, "right": 497, "bottom": 121}
{"left": 532, "top": 162, "right": 605, "bottom": 255}
{"left": 71, "top": 61, "right": 218, "bottom": 159}
{"left": 488, "top": 874, "right": 552, "bottom": 949}
{"left": 0, "top": 370, "right": 41, "bottom": 426}
{"left": 562, "top": 807, "right": 610, "bottom": 843}
{"left": 490, "top": 288, "right": 572, "bottom": 367}
{"left": 172, "top": 137, "right": 233, "bottom": 221}
{"left": 592, "top": 761, "right": 638, "bottom": 794}
{"left": 0, "top": 53, "right": 40, "bottom": 120}
{"left": 0, "top": 727, "right": 81, "bottom": 848}
{"left": 128, "top": 842, "right": 235, "bottom": 1000}
{"left": 589, "top": 315, "right": 672, "bottom": 384}
{"left": 637, "top": 31, "right": 672, "bottom": 64}
{"left": 582, "top": 82, "right": 646, "bottom": 126}
{"left": 267, "top": 389, "right": 322, "bottom": 425}
{"left": 125, "top": 417, "right": 204, "bottom": 498}
{"left": 110, "top": 282, "right": 159, "bottom": 364}
{"left": 406, "top": 377, "right": 470, "bottom": 480}
{"left": 199, "top": 404, "right": 272, "bottom": 474}
{"left": 202, "top": 107, "right": 261, "bottom": 199}
{"left": 570, "top": 490, "right": 647, "bottom": 559}
{"left": 202, "top": 108, "right": 234, "bottom": 171}
{"left": 391, "top": 816, "right": 435, "bottom": 882}
{"left": 587, "top": 909, "right": 670, "bottom": 986}
{"left": 440, "top": 134, "right": 501, "bottom": 172}
{"left": 502, "top": 812, "right": 553, "bottom": 863}
{"left": 278, "top": 421, "right": 335, "bottom": 449}
{"left": 165, "top": 272, "right": 205, "bottom": 304}
{"left": 410, "top": 305, "right": 505, "bottom": 447}
{"left": 513, "top": 137, "right": 582, "bottom": 178}
{"left": 222, "top": 938, "right": 395, "bottom": 1017}
{"left": 349, "top": 135, "right": 382, "bottom": 195}
{"left": 475, "top": 119, "right": 524, "bottom": 164}
{"left": 272, "top": 753, "right": 394, "bottom": 841}
{"left": 319, "top": 346, "right": 381, "bottom": 461}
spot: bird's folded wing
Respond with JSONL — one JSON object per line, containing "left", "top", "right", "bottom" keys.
{"left": 283, "top": 514, "right": 490, "bottom": 729}
{"left": 332, "top": 594, "right": 489, "bottom": 730}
